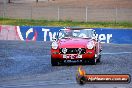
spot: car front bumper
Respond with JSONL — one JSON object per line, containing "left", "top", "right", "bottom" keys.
{"left": 51, "top": 49, "right": 95, "bottom": 60}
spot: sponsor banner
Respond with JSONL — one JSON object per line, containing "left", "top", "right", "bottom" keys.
{"left": 16, "top": 26, "right": 132, "bottom": 44}
{"left": 16, "top": 26, "right": 61, "bottom": 41}
{"left": 94, "top": 28, "right": 132, "bottom": 44}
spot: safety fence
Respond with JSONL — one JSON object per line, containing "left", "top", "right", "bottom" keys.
{"left": 0, "top": 2, "right": 132, "bottom": 22}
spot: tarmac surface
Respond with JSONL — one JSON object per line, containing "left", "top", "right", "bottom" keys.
{"left": 0, "top": 41, "right": 132, "bottom": 88}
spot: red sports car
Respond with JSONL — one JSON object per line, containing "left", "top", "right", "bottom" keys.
{"left": 51, "top": 28, "right": 102, "bottom": 66}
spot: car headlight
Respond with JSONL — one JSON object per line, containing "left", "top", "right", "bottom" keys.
{"left": 51, "top": 42, "right": 58, "bottom": 49}
{"left": 87, "top": 42, "right": 94, "bottom": 49}
{"left": 62, "top": 48, "right": 67, "bottom": 54}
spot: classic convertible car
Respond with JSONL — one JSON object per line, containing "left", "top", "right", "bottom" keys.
{"left": 51, "top": 28, "right": 102, "bottom": 66}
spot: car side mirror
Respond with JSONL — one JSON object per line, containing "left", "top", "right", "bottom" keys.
{"left": 52, "top": 32, "right": 59, "bottom": 41}
{"left": 96, "top": 37, "right": 99, "bottom": 42}
{"left": 92, "top": 37, "right": 97, "bottom": 40}
{"left": 97, "top": 37, "right": 101, "bottom": 42}
{"left": 52, "top": 38, "right": 57, "bottom": 41}
{"left": 92, "top": 37, "right": 99, "bottom": 42}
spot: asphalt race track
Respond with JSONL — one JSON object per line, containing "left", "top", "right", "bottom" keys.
{"left": 0, "top": 41, "right": 132, "bottom": 88}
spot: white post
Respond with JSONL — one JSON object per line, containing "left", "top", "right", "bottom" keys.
{"left": 115, "top": 0, "right": 118, "bottom": 24}
{"left": 85, "top": 7, "right": 88, "bottom": 22}
{"left": 57, "top": 7, "right": 60, "bottom": 21}
{"left": 3, "top": 0, "right": 6, "bottom": 18}
{"left": 30, "top": 5, "right": 33, "bottom": 20}
{"left": 115, "top": 7, "right": 117, "bottom": 23}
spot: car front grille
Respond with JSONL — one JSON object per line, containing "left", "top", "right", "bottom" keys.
{"left": 59, "top": 48, "right": 86, "bottom": 54}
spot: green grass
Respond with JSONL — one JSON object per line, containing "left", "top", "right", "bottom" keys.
{"left": 0, "top": 17, "right": 132, "bottom": 28}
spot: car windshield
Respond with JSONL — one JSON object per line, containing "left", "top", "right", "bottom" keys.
{"left": 58, "top": 29, "right": 94, "bottom": 39}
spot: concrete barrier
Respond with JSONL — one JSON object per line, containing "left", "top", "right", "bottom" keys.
{"left": 0, "top": 25, "right": 19, "bottom": 40}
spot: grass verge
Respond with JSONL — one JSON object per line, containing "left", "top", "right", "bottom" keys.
{"left": 0, "top": 18, "right": 132, "bottom": 28}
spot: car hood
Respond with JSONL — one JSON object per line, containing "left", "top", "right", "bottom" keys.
{"left": 58, "top": 38, "right": 93, "bottom": 48}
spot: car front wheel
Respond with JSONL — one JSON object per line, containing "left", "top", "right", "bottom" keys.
{"left": 51, "top": 57, "right": 64, "bottom": 66}
{"left": 90, "top": 58, "right": 97, "bottom": 65}
{"left": 51, "top": 58, "right": 59, "bottom": 66}
{"left": 97, "top": 54, "right": 101, "bottom": 63}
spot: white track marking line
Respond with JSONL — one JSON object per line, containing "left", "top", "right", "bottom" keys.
{"left": 102, "top": 52, "right": 132, "bottom": 55}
